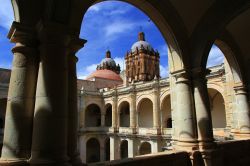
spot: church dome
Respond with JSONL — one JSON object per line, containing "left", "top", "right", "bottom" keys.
{"left": 131, "top": 40, "right": 153, "bottom": 52}
{"left": 87, "top": 69, "right": 122, "bottom": 81}
{"left": 131, "top": 32, "right": 153, "bottom": 52}
{"left": 100, "top": 58, "right": 116, "bottom": 68}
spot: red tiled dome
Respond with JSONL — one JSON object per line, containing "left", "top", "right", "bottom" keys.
{"left": 87, "top": 69, "right": 123, "bottom": 81}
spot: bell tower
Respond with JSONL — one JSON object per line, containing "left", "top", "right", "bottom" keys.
{"left": 125, "top": 32, "right": 160, "bottom": 83}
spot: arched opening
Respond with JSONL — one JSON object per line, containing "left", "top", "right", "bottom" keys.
{"left": 120, "top": 140, "right": 128, "bottom": 159}
{"left": 105, "top": 138, "right": 110, "bottom": 161}
{"left": 86, "top": 138, "right": 100, "bottom": 163}
{"left": 161, "top": 95, "right": 172, "bottom": 128}
{"left": 138, "top": 98, "right": 153, "bottom": 128}
{"left": 208, "top": 88, "right": 226, "bottom": 128}
{"left": 139, "top": 142, "right": 151, "bottom": 155}
{"left": 105, "top": 104, "right": 112, "bottom": 127}
{"left": 85, "top": 104, "right": 101, "bottom": 127}
{"left": 118, "top": 101, "right": 130, "bottom": 127}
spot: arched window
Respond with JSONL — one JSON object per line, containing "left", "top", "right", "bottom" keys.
{"left": 86, "top": 138, "right": 100, "bottom": 163}
{"left": 85, "top": 104, "right": 101, "bottom": 127}
{"left": 139, "top": 142, "right": 151, "bottom": 155}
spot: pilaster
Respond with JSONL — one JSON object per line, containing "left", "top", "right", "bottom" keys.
{"left": 30, "top": 21, "right": 71, "bottom": 166}
{"left": 232, "top": 84, "right": 250, "bottom": 138}
{"left": 171, "top": 69, "right": 198, "bottom": 151}
{"left": 67, "top": 37, "right": 86, "bottom": 166}
{"left": 0, "top": 22, "right": 38, "bottom": 166}
{"left": 192, "top": 67, "right": 215, "bottom": 150}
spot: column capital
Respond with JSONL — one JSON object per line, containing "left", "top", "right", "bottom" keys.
{"left": 171, "top": 69, "right": 190, "bottom": 84}
{"left": 8, "top": 21, "right": 37, "bottom": 46}
{"left": 234, "top": 84, "right": 247, "bottom": 95}
{"left": 36, "top": 21, "right": 71, "bottom": 46}
{"left": 69, "top": 37, "right": 87, "bottom": 54}
{"left": 191, "top": 67, "right": 210, "bottom": 79}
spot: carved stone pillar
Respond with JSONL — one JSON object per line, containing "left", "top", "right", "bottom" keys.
{"left": 30, "top": 22, "right": 70, "bottom": 165}
{"left": 67, "top": 38, "right": 86, "bottom": 166}
{"left": 172, "top": 69, "right": 198, "bottom": 150}
{"left": 233, "top": 85, "right": 250, "bottom": 136}
{"left": 192, "top": 68, "right": 214, "bottom": 150}
{"left": 0, "top": 22, "right": 38, "bottom": 165}
{"left": 111, "top": 90, "right": 118, "bottom": 132}
{"left": 129, "top": 84, "right": 137, "bottom": 134}
{"left": 152, "top": 79, "right": 161, "bottom": 134}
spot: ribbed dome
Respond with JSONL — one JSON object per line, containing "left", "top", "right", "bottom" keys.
{"left": 100, "top": 58, "right": 116, "bottom": 67}
{"left": 131, "top": 40, "right": 153, "bottom": 52}
{"left": 86, "top": 69, "right": 123, "bottom": 81}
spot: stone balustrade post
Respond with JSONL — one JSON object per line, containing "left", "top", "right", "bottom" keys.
{"left": 67, "top": 38, "right": 86, "bottom": 166}
{"left": 192, "top": 68, "right": 214, "bottom": 150}
{"left": 172, "top": 69, "right": 198, "bottom": 151}
{"left": 30, "top": 22, "right": 71, "bottom": 165}
{"left": 0, "top": 22, "right": 39, "bottom": 166}
{"left": 233, "top": 85, "right": 250, "bottom": 136}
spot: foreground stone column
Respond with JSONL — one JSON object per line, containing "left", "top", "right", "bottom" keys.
{"left": 30, "top": 22, "right": 70, "bottom": 165}
{"left": 192, "top": 68, "right": 214, "bottom": 150}
{"left": 0, "top": 22, "right": 38, "bottom": 165}
{"left": 233, "top": 85, "right": 250, "bottom": 137}
{"left": 67, "top": 38, "right": 86, "bottom": 166}
{"left": 172, "top": 70, "right": 198, "bottom": 150}
{"left": 129, "top": 84, "right": 137, "bottom": 134}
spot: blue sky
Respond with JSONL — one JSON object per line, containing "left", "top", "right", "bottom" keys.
{"left": 0, "top": 1, "right": 224, "bottom": 79}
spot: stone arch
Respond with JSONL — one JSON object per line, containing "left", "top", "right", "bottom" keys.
{"left": 86, "top": 137, "right": 100, "bottom": 163}
{"left": 139, "top": 142, "right": 151, "bottom": 155}
{"left": 85, "top": 104, "right": 101, "bottom": 127}
{"left": 118, "top": 101, "right": 130, "bottom": 127}
{"left": 120, "top": 140, "right": 128, "bottom": 159}
{"left": 189, "top": 2, "right": 250, "bottom": 70}
{"left": 214, "top": 39, "right": 243, "bottom": 84}
{"left": 207, "top": 83, "right": 225, "bottom": 101}
{"left": 137, "top": 98, "right": 153, "bottom": 128}
{"left": 207, "top": 88, "right": 226, "bottom": 128}
{"left": 160, "top": 94, "right": 172, "bottom": 128}
{"left": 105, "top": 103, "right": 112, "bottom": 127}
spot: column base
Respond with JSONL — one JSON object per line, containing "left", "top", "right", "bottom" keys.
{"left": 173, "top": 140, "right": 198, "bottom": 152}
{"left": 200, "top": 149, "right": 223, "bottom": 166}
{"left": 0, "top": 159, "right": 28, "bottom": 166}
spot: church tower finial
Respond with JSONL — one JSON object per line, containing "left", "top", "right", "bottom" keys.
{"left": 106, "top": 50, "right": 111, "bottom": 58}
{"left": 138, "top": 32, "right": 145, "bottom": 41}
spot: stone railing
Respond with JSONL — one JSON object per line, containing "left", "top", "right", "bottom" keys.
{"left": 118, "top": 127, "right": 133, "bottom": 134}
{"left": 138, "top": 128, "right": 159, "bottom": 135}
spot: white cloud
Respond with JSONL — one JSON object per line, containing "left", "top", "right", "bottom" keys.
{"left": 77, "top": 63, "right": 98, "bottom": 80}
{"left": 160, "top": 65, "right": 169, "bottom": 78}
{"left": 88, "top": 5, "right": 101, "bottom": 12}
{"left": 113, "top": 57, "right": 125, "bottom": 71}
{"left": 104, "top": 20, "right": 135, "bottom": 37}
{"left": 207, "top": 45, "right": 224, "bottom": 67}
{"left": 0, "top": 1, "right": 14, "bottom": 29}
